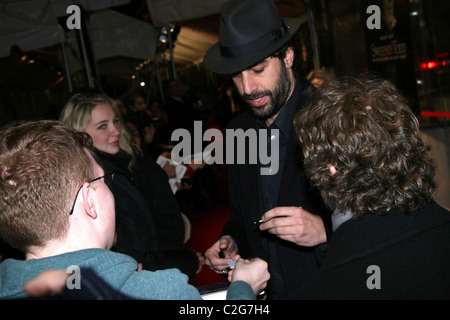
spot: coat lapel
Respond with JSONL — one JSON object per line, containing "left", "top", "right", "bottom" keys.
{"left": 276, "top": 129, "right": 300, "bottom": 205}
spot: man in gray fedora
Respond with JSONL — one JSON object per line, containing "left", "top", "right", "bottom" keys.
{"left": 203, "top": 0, "right": 332, "bottom": 299}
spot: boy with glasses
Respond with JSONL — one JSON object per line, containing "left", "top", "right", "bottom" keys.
{"left": 0, "top": 120, "right": 269, "bottom": 300}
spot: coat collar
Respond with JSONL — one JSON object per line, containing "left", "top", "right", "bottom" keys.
{"left": 321, "top": 202, "right": 450, "bottom": 270}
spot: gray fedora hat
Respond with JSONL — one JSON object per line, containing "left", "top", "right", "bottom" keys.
{"left": 203, "top": 0, "right": 301, "bottom": 75}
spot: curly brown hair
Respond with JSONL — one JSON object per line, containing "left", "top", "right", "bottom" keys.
{"left": 295, "top": 75, "right": 436, "bottom": 218}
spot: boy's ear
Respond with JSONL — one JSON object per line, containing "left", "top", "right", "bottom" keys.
{"left": 327, "top": 164, "right": 337, "bottom": 176}
{"left": 81, "top": 182, "right": 97, "bottom": 219}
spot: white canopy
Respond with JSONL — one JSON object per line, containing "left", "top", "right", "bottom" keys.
{"left": 0, "top": 0, "right": 132, "bottom": 58}
{"left": 0, "top": 0, "right": 308, "bottom": 74}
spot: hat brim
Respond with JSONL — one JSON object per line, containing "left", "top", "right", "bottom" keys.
{"left": 203, "top": 18, "right": 301, "bottom": 75}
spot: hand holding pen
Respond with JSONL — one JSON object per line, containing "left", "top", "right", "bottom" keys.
{"left": 256, "top": 206, "right": 327, "bottom": 247}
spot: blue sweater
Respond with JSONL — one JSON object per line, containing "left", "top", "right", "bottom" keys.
{"left": 0, "top": 248, "right": 254, "bottom": 300}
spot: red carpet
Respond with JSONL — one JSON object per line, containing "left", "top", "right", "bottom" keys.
{"left": 185, "top": 204, "right": 231, "bottom": 289}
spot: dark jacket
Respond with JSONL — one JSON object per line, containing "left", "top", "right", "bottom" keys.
{"left": 287, "top": 202, "right": 450, "bottom": 299}
{"left": 221, "top": 78, "right": 332, "bottom": 299}
{"left": 93, "top": 149, "right": 199, "bottom": 278}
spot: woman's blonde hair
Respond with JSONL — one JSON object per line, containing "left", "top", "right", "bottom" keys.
{"left": 60, "top": 91, "right": 140, "bottom": 169}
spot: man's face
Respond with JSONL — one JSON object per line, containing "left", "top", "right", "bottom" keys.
{"left": 232, "top": 55, "right": 293, "bottom": 122}
{"left": 133, "top": 96, "right": 147, "bottom": 111}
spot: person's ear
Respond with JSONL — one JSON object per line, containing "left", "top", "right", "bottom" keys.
{"left": 81, "top": 182, "right": 97, "bottom": 220}
{"left": 327, "top": 164, "right": 337, "bottom": 176}
{"left": 284, "top": 47, "right": 295, "bottom": 69}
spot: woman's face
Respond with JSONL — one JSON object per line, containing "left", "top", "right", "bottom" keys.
{"left": 85, "top": 103, "right": 121, "bottom": 154}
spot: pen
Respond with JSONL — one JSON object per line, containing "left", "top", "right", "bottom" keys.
{"left": 254, "top": 219, "right": 266, "bottom": 225}
{"left": 253, "top": 216, "right": 287, "bottom": 225}
{"left": 254, "top": 207, "right": 301, "bottom": 226}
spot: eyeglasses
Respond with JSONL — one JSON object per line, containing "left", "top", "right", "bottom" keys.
{"left": 69, "top": 171, "right": 115, "bottom": 215}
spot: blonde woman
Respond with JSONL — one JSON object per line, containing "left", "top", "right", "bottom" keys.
{"left": 60, "top": 91, "right": 203, "bottom": 278}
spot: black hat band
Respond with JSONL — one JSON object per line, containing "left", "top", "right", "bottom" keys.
{"left": 219, "top": 23, "right": 288, "bottom": 59}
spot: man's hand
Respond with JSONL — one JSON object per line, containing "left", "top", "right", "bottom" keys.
{"left": 228, "top": 258, "right": 270, "bottom": 295}
{"left": 205, "top": 236, "right": 240, "bottom": 274}
{"left": 23, "top": 270, "right": 69, "bottom": 297}
{"left": 259, "top": 206, "right": 327, "bottom": 246}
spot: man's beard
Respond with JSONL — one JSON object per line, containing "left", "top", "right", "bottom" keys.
{"left": 243, "top": 62, "right": 292, "bottom": 121}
